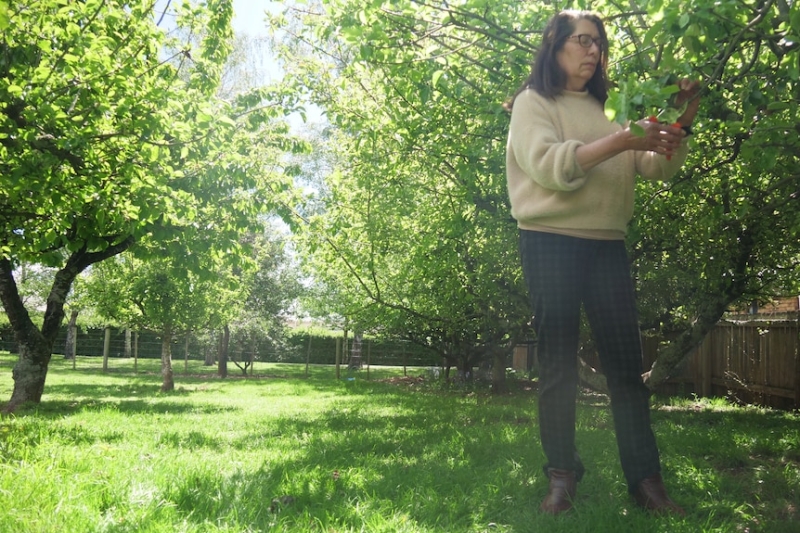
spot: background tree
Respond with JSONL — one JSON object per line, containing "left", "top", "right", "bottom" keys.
{"left": 274, "top": 1, "right": 533, "bottom": 389}
{"left": 0, "top": 0, "right": 298, "bottom": 411}
{"left": 273, "top": 0, "right": 800, "bottom": 390}
{"left": 221, "top": 224, "right": 305, "bottom": 375}
{"left": 86, "top": 239, "right": 244, "bottom": 391}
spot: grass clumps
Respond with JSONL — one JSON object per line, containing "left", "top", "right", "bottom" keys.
{"left": 0, "top": 354, "right": 797, "bottom": 532}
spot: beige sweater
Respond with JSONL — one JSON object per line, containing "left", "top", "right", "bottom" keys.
{"left": 506, "top": 89, "right": 689, "bottom": 239}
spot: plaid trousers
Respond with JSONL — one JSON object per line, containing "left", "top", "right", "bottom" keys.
{"left": 519, "top": 229, "right": 661, "bottom": 491}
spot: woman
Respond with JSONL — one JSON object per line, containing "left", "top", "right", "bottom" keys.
{"left": 505, "top": 10, "right": 700, "bottom": 516}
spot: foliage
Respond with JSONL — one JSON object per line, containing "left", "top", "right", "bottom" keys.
{"left": 86, "top": 250, "right": 241, "bottom": 337}
{"left": 3, "top": 0, "right": 226, "bottom": 265}
{"left": 273, "top": 0, "right": 534, "bottom": 374}
{"left": 240, "top": 226, "right": 304, "bottom": 334}
{"left": 609, "top": 0, "right": 800, "bottom": 383}
{"left": 272, "top": 0, "right": 800, "bottom": 386}
{"left": 0, "top": 0, "right": 302, "bottom": 409}
{"left": 223, "top": 225, "right": 306, "bottom": 372}
{"left": 289, "top": 324, "right": 343, "bottom": 340}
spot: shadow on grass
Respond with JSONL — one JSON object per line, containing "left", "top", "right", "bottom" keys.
{"left": 17, "top": 396, "right": 240, "bottom": 418}
{"left": 20, "top": 372, "right": 441, "bottom": 420}
{"left": 157, "top": 387, "right": 800, "bottom": 532}
{"left": 164, "top": 396, "right": 546, "bottom": 532}
{"left": 3, "top": 353, "right": 798, "bottom": 532}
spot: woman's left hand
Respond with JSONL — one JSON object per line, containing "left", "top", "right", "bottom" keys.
{"left": 674, "top": 78, "right": 701, "bottom": 127}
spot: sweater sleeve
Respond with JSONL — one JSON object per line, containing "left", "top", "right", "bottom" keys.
{"left": 509, "top": 91, "right": 588, "bottom": 191}
{"left": 635, "top": 138, "right": 691, "bottom": 181}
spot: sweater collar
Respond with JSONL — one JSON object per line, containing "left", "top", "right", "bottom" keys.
{"left": 562, "top": 89, "right": 590, "bottom": 97}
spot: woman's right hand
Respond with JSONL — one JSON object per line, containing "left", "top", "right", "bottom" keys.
{"left": 577, "top": 118, "right": 685, "bottom": 171}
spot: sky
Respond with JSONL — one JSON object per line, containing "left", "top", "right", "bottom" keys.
{"left": 231, "top": 0, "right": 284, "bottom": 84}
{"left": 231, "top": 0, "right": 280, "bottom": 36}
{"left": 153, "top": 0, "right": 321, "bottom": 126}
{"left": 230, "top": 0, "right": 323, "bottom": 125}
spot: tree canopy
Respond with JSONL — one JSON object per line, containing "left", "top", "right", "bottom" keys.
{"left": 2, "top": 0, "right": 798, "bottom": 408}
{"left": 0, "top": 0, "right": 300, "bottom": 410}
{"left": 273, "top": 0, "right": 800, "bottom": 386}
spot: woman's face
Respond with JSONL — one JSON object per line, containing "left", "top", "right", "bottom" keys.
{"left": 556, "top": 18, "right": 603, "bottom": 92}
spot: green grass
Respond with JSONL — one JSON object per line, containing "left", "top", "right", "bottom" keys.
{"left": 1, "top": 353, "right": 798, "bottom": 532}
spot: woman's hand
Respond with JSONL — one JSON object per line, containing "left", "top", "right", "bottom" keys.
{"left": 674, "top": 78, "right": 701, "bottom": 127}
{"left": 627, "top": 119, "right": 685, "bottom": 158}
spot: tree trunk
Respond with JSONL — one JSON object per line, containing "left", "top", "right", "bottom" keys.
{"left": 644, "top": 312, "right": 722, "bottom": 389}
{"left": 578, "top": 355, "right": 608, "bottom": 393}
{"left": 1, "top": 259, "right": 65, "bottom": 412}
{"left": 102, "top": 326, "right": 111, "bottom": 372}
{"left": 644, "top": 226, "right": 755, "bottom": 388}
{"left": 457, "top": 358, "right": 471, "bottom": 381}
{"left": 64, "top": 309, "right": 79, "bottom": 359}
{"left": 0, "top": 241, "right": 133, "bottom": 413}
{"left": 134, "top": 331, "right": 139, "bottom": 373}
{"left": 6, "top": 342, "right": 52, "bottom": 412}
{"left": 204, "top": 336, "right": 215, "bottom": 366}
{"left": 125, "top": 328, "right": 132, "bottom": 358}
{"left": 643, "top": 289, "right": 734, "bottom": 389}
{"left": 218, "top": 325, "right": 229, "bottom": 378}
{"left": 161, "top": 330, "right": 174, "bottom": 392}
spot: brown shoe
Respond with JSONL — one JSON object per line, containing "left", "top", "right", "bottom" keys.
{"left": 632, "top": 473, "right": 685, "bottom": 516}
{"left": 540, "top": 468, "right": 576, "bottom": 515}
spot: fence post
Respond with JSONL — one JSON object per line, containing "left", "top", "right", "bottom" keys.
{"left": 335, "top": 337, "right": 341, "bottom": 379}
{"left": 184, "top": 334, "right": 190, "bottom": 374}
{"left": 795, "top": 325, "right": 800, "bottom": 408}
{"left": 305, "top": 335, "right": 311, "bottom": 378}
{"left": 702, "top": 335, "right": 713, "bottom": 397}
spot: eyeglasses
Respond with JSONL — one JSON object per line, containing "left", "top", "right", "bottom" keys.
{"left": 567, "top": 34, "right": 605, "bottom": 49}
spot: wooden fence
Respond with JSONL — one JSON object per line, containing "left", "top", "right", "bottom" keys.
{"left": 513, "top": 320, "right": 800, "bottom": 409}
{"left": 649, "top": 320, "right": 800, "bottom": 409}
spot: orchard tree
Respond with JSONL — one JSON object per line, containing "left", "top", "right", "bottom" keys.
{"left": 229, "top": 229, "right": 304, "bottom": 373}
{"left": 0, "top": 0, "right": 299, "bottom": 411}
{"left": 274, "top": 0, "right": 800, "bottom": 390}
{"left": 85, "top": 245, "right": 243, "bottom": 392}
{"left": 272, "top": 0, "right": 565, "bottom": 387}
{"left": 604, "top": 0, "right": 800, "bottom": 386}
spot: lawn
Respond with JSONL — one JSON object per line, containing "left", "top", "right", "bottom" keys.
{"left": 0, "top": 353, "right": 798, "bottom": 532}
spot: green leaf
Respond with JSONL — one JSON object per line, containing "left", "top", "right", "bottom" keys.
{"left": 431, "top": 70, "right": 444, "bottom": 89}
{"left": 766, "top": 101, "right": 790, "bottom": 111}
{"left": 0, "top": 2, "right": 8, "bottom": 31}
{"left": 340, "top": 26, "right": 363, "bottom": 44}
{"left": 217, "top": 115, "right": 236, "bottom": 127}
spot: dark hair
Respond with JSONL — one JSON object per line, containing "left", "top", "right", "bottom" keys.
{"left": 504, "top": 10, "right": 609, "bottom": 111}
